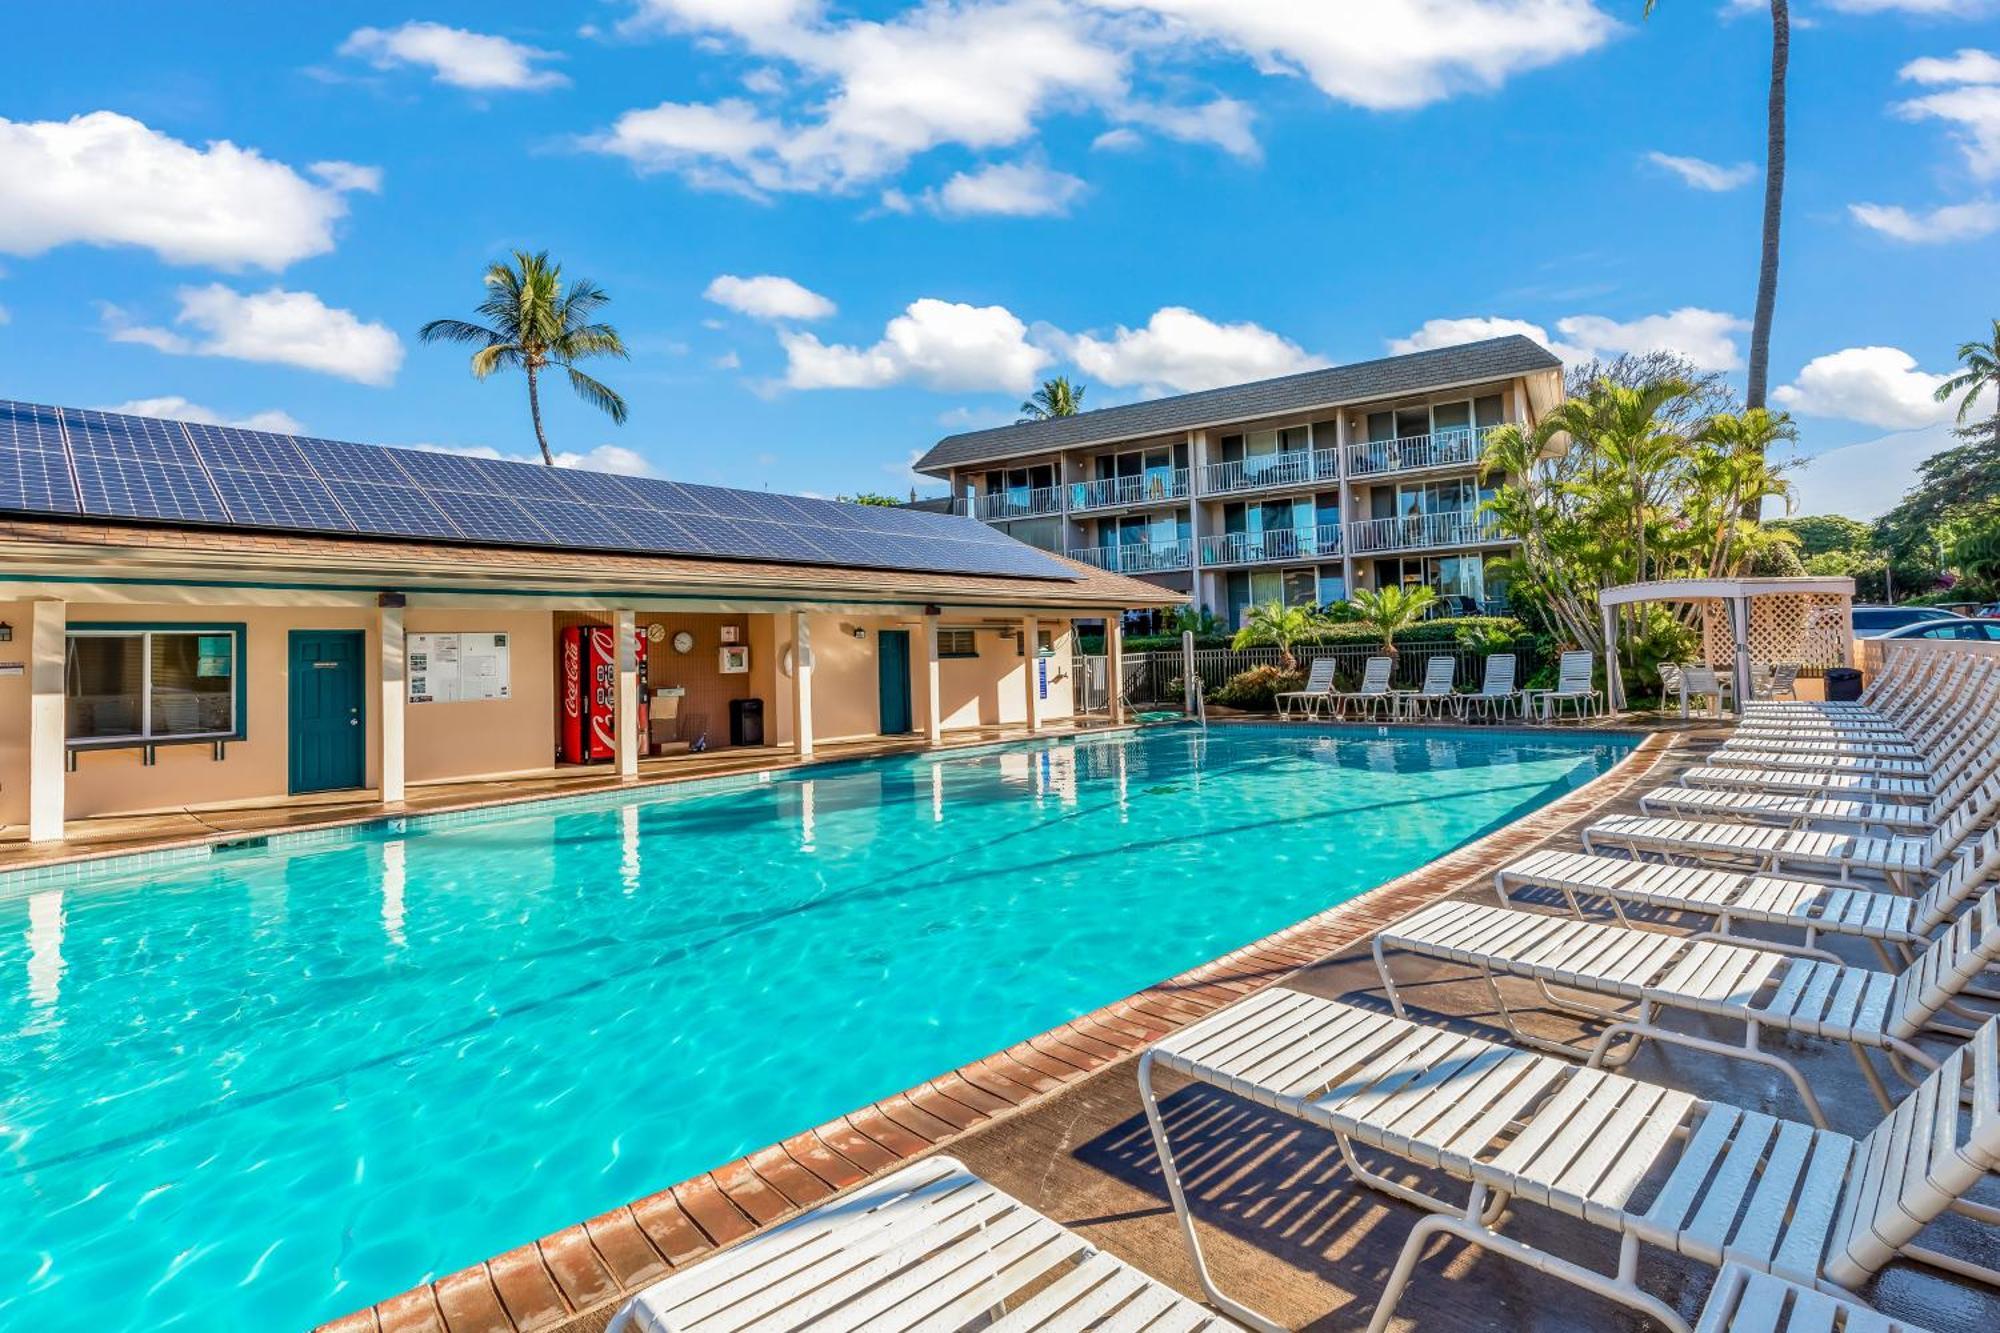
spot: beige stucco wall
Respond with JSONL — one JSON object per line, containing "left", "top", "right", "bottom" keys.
{"left": 0, "top": 598, "right": 35, "bottom": 827}
{"left": 404, "top": 609, "right": 556, "bottom": 784}
{"left": 799, "top": 613, "right": 1077, "bottom": 742}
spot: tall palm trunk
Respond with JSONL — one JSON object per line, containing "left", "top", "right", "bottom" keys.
{"left": 525, "top": 362, "right": 553, "bottom": 466}
{"left": 1743, "top": 0, "right": 1788, "bottom": 517}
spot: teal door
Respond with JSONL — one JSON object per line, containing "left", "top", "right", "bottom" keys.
{"left": 289, "top": 630, "right": 366, "bottom": 793}
{"left": 877, "top": 630, "right": 913, "bottom": 735}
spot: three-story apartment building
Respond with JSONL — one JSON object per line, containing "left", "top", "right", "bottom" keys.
{"left": 912, "top": 336, "right": 1566, "bottom": 628}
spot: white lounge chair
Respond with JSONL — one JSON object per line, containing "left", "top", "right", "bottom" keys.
{"left": 1494, "top": 824, "right": 2000, "bottom": 968}
{"left": 1749, "top": 664, "right": 1801, "bottom": 703}
{"left": 1528, "top": 649, "right": 1602, "bottom": 723}
{"left": 1698, "top": 1265, "right": 1935, "bottom": 1333}
{"left": 1680, "top": 664, "right": 1733, "bottom": 720}
{"left": 1581, "top": 772, "right": 2000, "bottom": 893}
{"left": 1274, "top": 656, "right": 1337, "bottom": 720}
{"left": 1466, "top": 652, "right": 1525, "bottom": 721}
{"left": 1372, "top": 889, "right": 2000, "bottom": 1126}
{"left": 1639, "top": 737, "right": 2000, "bottom": 831}
{"left": 604, "top": 1155, "right": 1229, "bottom": 1333}
{"left": 1141, "top": 989, "right": 1995, "bottom": 1333}
{"left": 1681, "top": 713, "right": 2000, "bottom": 799}
{"left": 1328, "top": 655, "right": 1394, "bottom": 720}
{"left": 1392, "top": 654, "right": 1459, "bottom": 721}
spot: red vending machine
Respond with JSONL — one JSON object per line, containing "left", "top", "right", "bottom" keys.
{"left": 559, "top": 624, "right": 649, "bottom": 763}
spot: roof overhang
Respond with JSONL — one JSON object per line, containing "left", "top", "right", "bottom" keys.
{"left": 1598, "top": 576, "right": 1856, "bottom": 607}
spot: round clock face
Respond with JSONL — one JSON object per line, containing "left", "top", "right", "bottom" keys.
{"left": 644, "top": 622, "right": 666, "bottom": 643}
{"left": 672, "top": 630, "right": 695, "bottom": 654}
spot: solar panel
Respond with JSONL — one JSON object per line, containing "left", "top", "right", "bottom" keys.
{"left": 72, "top": 453, "right": 229, "bottom": 523}
{"left": 209, "top": 467, "right": 356, "bottom": 532}
{"left": 0, "top": 398, "right": 1083, "bottom": 581}
{"left": 321, "top": 478, "right": 463, "bottom": 539}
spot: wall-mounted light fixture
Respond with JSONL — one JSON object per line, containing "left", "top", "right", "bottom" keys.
{"left": 851, "top": 626, "right": 867, "bottom": 640}
{"left": 377, "top": 592, "right": 407, "bottom": 609}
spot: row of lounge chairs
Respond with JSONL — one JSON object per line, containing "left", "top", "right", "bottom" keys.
{"left": 603, "top": 647, "right": 1984, "bottom": 1332}
{"left": 1275, "top": 650, "right": 1606, "bottom": 724}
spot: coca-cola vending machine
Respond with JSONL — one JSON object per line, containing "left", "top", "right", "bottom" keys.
{"left": 559, "top": 624, "right": 649, "bottom": 763}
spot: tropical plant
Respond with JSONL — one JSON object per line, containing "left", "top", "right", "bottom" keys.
{"left": 1874, "top": 416, "right": 2000, "bottom": 592}
{"left": 1018, "top": 376, "right": 1086, "bottom": 422}
{"left": 1168, "top": 604, "right": 1221, "bottom": 637}
{"left": 837, "top": 491, "right": 901, "bottom": 506}
{"left": 419, "top": 250, "right": 629, "bottom": 466}
{"left": 1229, "top": 600, "right": 1326, "bottom": 671}
{"left": 1642, "top": 0, "right": 1788, "bottom": 510}
{"left": 1211, "top": 665, "right": 1305, "bottom": 711}
{"left": 1933, "top": 318, "right": 2000, "bottom": 432}
{"left": 1350, "top": 585, "right": 1438, "bottom": 658}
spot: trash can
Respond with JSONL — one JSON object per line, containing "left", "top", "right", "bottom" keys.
{"left": 730, "top": 697, "right": 765, "bottom": 746}
{"left": 1823, "top": 667, "right": 1863, "bottom": 702}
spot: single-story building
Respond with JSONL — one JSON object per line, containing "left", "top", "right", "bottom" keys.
{"left": 0, "top": 399, "right": 1179, "bottom": 843}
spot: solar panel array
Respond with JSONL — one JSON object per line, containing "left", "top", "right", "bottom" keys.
{"left": 0, "top": 400, "right": 1078, "bottom": 581}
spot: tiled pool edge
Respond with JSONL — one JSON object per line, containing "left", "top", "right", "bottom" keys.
{"left": 315, "top": 727, "right": 1679, "bottom": 1333}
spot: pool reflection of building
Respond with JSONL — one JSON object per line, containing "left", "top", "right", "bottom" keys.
{"left": 0, "top": 399, "right": 1178, "bottom": 846}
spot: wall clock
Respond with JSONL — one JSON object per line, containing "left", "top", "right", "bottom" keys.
{"left": 672, "top": 630, "right": 695, "bottom": 654}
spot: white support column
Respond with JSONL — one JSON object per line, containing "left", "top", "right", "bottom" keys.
{"left": 378, "top": 602, "right": 406, "bottom": 805}
{"left": 1730, "top": 596, "right": 1754, "bottom": 712}
{"left": 1600, "top": 600, "right": 1625, "bottom": 713}
{"left": 1335, "top": 413, "right": 1356, "bottom": 597}
{"left": 1022, "top": 615, "right": 1042, "bottom": 732}
{"left": 1108, "top": 612, "right": 1127, "bottom": 724}
{"left": 1185, "top": 430, "right": 1210, "bottom": 612}
{"left": 922, "top": 613, "right": 943, "bottom": 744}
{"left": 791, "top": 610, "right": 815, "bottom": 758}
{"left": 27, "top": 599, "right": 66, "bottom": 844}
{"left": 614, "top": 608, "right": 640, "bottom": 781}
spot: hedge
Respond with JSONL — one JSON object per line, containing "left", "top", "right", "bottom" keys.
{"left": 1101, "top": 615, "right": 1525, "bottom": 654}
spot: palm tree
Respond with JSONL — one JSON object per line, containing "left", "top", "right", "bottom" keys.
{"left": 1230, "top": 600, "right": 1324, "bottom": 672}
{"left": 419, "top": 250, "right": 629, "bottom": 465}
{"left": 1018, "top": 376, "right": 1086, "bottom": 422}
{"left": 1933, "top": 319, "right": 2000, "bottom": 432}
{"left": 1350, "top": 586, "right": 1438, "bottom": 659}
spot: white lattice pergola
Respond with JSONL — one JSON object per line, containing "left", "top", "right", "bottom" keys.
{"left": 1597, "top": 576, "right": 1857, "bottom": 711}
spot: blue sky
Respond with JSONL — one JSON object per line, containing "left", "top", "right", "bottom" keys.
{"left": 2, "top": 1, "right": 1996, "bottom": 518}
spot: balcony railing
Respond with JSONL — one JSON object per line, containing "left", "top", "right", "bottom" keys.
{"left": 1070, "top": 470, "right": 1191, "bottom": 512}
{"left": 1345, "top": 510, "right": 1506, "bottom": 554}
{"left": 1198, "top": 523, "right": 1343, "bottom": 567}
{"left": 1344, "top": 425, "right": 1500, "bottom": 479}
{"left": 1198, "top": 448, "right": 1340, "bottom": 497}
{"left": 1068, "top": 539, "right": 1192, "bottom": 574}
{"left": 972, "top": 486, "right": 1066, "bottom": 521}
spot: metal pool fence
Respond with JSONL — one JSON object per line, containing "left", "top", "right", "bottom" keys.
{"left": 1074, "top": 641, "right": 1542, "bottom": 710}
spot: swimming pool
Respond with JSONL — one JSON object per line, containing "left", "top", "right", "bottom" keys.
{"left": 0, "top": 723, "right": 1633, "bottom": 1330}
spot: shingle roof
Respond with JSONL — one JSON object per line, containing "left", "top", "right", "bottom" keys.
{"left": 916, "top": 335, "right": 1562, "bottom": 474}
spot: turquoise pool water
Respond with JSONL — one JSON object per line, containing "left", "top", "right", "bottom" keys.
{"left": 0, "top": 724, "right": 1632, "bottom": 1331}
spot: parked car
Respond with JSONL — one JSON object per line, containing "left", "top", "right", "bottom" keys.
{"left": 1878, "top": 616, "right": 2000, "bottom": 642}
{"left": 1850, "top": 604, "right": 1965, "bottom": 637}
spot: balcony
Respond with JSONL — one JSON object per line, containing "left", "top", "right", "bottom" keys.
{"left": 1344, "top": 425, "right": 1500, "bottom": 479}
{"left": 972, "top": 487, "right": 1066, "bottom": 522}
{"left": 1345, "top": 510, "right": 1507, "bottom": 555}
{"left": 1068, "top": 539, "right": 1192, "bottom": 575}
{"left": 1069, "top": 470, "right": 1191, "bottom": 513}
{"left": 1198, "top": 448, "right": 1340, "bottom": 497}
{"left": 1198, "top": 523, "right": 1343, "bottom": 568}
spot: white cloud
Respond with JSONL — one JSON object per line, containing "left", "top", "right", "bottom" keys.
{"left": 339, "top": 22, "right": 568, "bottom": 91}
{"left": 1896, "top": 61, "right": 2000, "bottom": 180}
{"left": 1056, "top": 305, "right": 1321, "bottom": 393}
{"left": 1646, "top": 151, "right": 1755, "bottom": 191}
{"left": 1771, "top": 346, "right": 1957, "bottom": 430}
{"left": 1789, "top": 426, "right": 1954, "bottom": 521}
{"left": 1391, "top": 308, "right": 1747, "bottom": 371}
{"left": 414, "top": 441, "right": 657, "bottom": 475}
{"left": 1389, "top": 316, "right": 1586, "bottom": 363}
{"left": 310, "top": 161, "right": 384, "bottom": 193}
{"left": 1084, "top": 0, "right": 1617, "bottom": 111}
{"left": 1900, "top": 49, "right": 2000, "bottom": 86}
{"left": 107, "top": 285, "right": 405, "bottom": 386}
{"left": 928, "top": 160, "right": 1087, "bottom": 217}
{"left": 703, "top": 272, "right": 835, "bottom": 320}
{"left": 0, "top": 111, "right": 371, "bottom": 270}
{"left": 780, "top": 298, "right": 1049, "bottom": 392}
{"left": 1091, "top": 127, "right": 1144, "bottom": 151}
{"left": 1849, "top": 199, "right": 2000, "bottom": 242}
{"left": 600, "top": 0, "right": 1608, "bottom": 196}
{"left": 101, "top": 396, "right": 304, "bottom": 434}
{"left": 1555, "top": 308, "right": 1748, "bottom": 371}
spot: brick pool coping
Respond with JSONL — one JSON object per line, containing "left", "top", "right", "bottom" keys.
{"left": 316, "top": 725, "right": 1680, "bottom": 1333}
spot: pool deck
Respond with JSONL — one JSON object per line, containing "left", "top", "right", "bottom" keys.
{"left": 0, "top": 717, "right": 1128, "bottom": 876}
{"left": 305, "top": 714, "right": 1997, "bottom": 1333}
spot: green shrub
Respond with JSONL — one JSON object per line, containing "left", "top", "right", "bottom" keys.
{"left": 1121, "top": 614, "right": 1524, "bottom": 654}
{"left": 1210, "top": 665, "right": 1304, "bottom": 711}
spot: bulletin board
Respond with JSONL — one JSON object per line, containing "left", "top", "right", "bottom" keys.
{"left": 408, "top": 632, "right": 511, "bottom": 704}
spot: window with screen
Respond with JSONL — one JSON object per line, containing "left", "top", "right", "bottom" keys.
{"left": 938, "top": 628, "right": 978, "bottom": 658}
{"left": 66, "top": 627, "right": 242, "bottom": 744}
